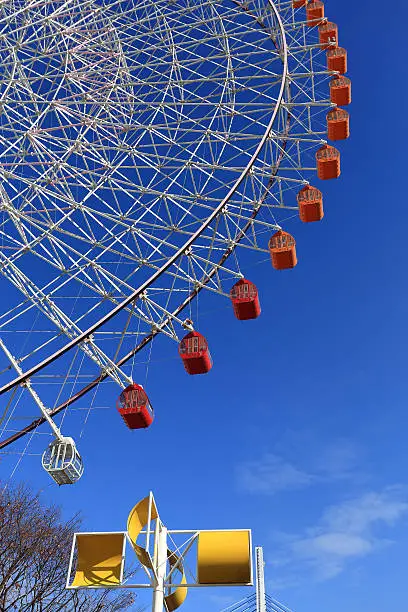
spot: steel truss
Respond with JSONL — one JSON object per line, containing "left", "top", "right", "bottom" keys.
{"left": 0, "top": 0, "right": 339, "bottom": 473}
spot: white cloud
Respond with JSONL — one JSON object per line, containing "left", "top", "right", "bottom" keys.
{"left": 236, "top": 440, "right": 364, "bottom": 495}
{"left": 238, "top": 443, "right": 408, "bottom": 587}
{"left": 320, "top": 489, "right": 408, "bottom": 534}
{"left": 236, "top": 453, "right": 314, "bottom": 494}
{"left": 295, "top": 532, "right": 372, "bottom": 557}
{"left": 270, "top": 487, "right": 408, "bottom": 585}
{"left": 314, "top": 439, "right": 363, "bottom": 482}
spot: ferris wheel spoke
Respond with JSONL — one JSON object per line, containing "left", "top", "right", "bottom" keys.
{"left": 0, "top": 0, "right": 350, "bottom": 477}
{"left": 0, "top": 251, "right": 132, "bottom": 386}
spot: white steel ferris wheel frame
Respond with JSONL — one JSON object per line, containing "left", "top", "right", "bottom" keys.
{"left": 0, "top": 0, "right": 287, "bottom": 390}
{"left": 0, "top": 0, "right": 337, "bottom": 453}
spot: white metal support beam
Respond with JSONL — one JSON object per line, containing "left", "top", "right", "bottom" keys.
{"left": 152, "top": 521, "right": 167, "bottom": 612}
{"left": 255, "top": 547, "right": 267, "bottom": 612}
{"left": 0, "top": 338, "right": 63, "bottom": 441}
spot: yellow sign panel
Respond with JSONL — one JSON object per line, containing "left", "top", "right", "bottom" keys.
{"left": 71, "top": 533, "right": 125, "bottom": 587}
{"left": 197, "top": 530, "right": 251, "bottom": 585}
{"left": 67, "top": 493, "right": 252, "bottom": 611}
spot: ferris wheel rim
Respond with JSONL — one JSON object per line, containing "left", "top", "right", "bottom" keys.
{"left": 0, "top": 0, "right": 289, "bottom": 398}
{"left": 0, "top": 120, "right": 293, "bottom": 451}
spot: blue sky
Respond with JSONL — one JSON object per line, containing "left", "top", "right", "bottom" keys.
{"left": 3, "top": 0, "right": 408, "bottom": 610}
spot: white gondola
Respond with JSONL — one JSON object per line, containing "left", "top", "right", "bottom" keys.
{"left": 42, "top": 436, "right": 84, "bottom": 485}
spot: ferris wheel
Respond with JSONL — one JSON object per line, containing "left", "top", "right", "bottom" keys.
{"left": 0, "top": 0, "right": 350, "bottom": 484}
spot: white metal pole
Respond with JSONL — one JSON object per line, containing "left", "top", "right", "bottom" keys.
{"left": 0, "top": 338, "right": 63, "bottom": 441}
{"left": 255, "top": 547, "right": 266, "bottom": 612}
{"left": 152, "top": 522, "right": 167, "bottom": 612}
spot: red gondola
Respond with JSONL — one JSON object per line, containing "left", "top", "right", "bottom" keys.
{"left": 316, "top": 145, "right": 341, "bottom": 180}
{"left": 117, "top": 383, "right": 153, "bottom": 430}
{"left": 327, "top": 47, "right": 348, "bottom": 74}
{"left": 297, "top": 185, "right": 324, "bottom": 223}
{"left": 179, "top": 330, "right": 212, "bottom": 375}
{"left": 269, "top": 230, "right": 297, "bottom": 270}
{"left": 306, "top": 1, "right": 325, "bottom": 25}
{"left": 330, "top": 75, "right": 352, "bottom": 107}
{"left": 327, "top": 107, "right": 350, "bottom": 141}
{"left": 319, "top": 22, "right": 338, "bottom": 49}
{"left": 230, "top": 279, "right": 261, "bottom": 321}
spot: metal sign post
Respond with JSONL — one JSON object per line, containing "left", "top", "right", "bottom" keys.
{"left": 255, "top": 547, "right": 266, "bottom": 612}
{"left": 66, "top": 493, "right": 253, "bottom": 612}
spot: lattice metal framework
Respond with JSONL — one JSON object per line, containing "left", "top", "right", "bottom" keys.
{"left": 0, "top": 0, "right": 342, "bottom": 479}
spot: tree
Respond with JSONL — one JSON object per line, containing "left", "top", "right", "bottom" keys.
{"left": 0, "top": 482, "right": 138, "bottom": 611}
